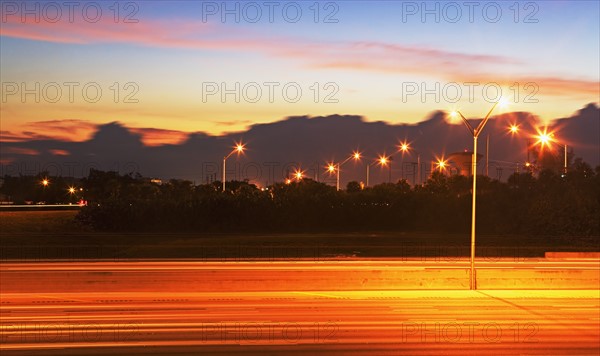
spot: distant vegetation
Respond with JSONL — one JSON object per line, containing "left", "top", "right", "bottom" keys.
{"left": 0, "top": 211, "right": 80, "bottom": 233}
{"left": 3, "top": 160, "right": 597, "bottom": 237}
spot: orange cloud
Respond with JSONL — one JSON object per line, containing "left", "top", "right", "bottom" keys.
{"left": 49, "top": 149, "right": 70, "bottom": 156}
{"left": 1, "top": 119, "right": 193, "bottom": 146}
{"left": 20, "top": 119, "right": 97, "bottom": 141}
{"left": 3, "top": 147, "right": 39, "bottom": 155}
{"left": 128, "top": 127, "right": 190, "bottom": 146}
{"left": 0, "top": 130, "right": 57, "bottom": 142}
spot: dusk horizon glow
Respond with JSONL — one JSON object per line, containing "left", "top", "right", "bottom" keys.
{"left": 1, "top": 1, "right": 599, "bottom": 145}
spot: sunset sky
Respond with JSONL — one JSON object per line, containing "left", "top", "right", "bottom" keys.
{"left": 1, "top": 0, "right": 598, "bottom": 145}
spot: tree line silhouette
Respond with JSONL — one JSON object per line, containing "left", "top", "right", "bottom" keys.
{"left": 3, "top": 158, "right": 596, "bottom": 236}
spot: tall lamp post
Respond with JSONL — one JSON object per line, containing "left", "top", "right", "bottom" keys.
{"left": 327, "top": 151, "right": 361, "bottom": 191}
{"left": 450, "top": 99, "right": 504, "bottom": 290}
{"left": 366, "top": 155, "right": 389, "bottom": 187}
{"left": 222, "top": 142, "right": 245, "bottom": 192}
{"left": 397, "top": 142, "right": 422, "bottom": 185}
{"left": 508, "top": 124, "right": 528, "bottom": 171}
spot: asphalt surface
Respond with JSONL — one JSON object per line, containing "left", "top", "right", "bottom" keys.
{"left": 1, "top": 260, "right": 599, "bottom": 355}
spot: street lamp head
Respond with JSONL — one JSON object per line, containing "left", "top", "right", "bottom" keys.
{"left": 379, "top": 156, "right": 388, "bottom": 166}
{"left": 398, "top": 141, "right": 410, "bottom": 153}
{"left": 509, "top": 124, "right": 519, "bottom": 134}
{"left": 534, "top": 127, "right": 555, "bottom": 149}
{"left": 353, "top": 151, "right": 361, "bottom": 160}
{"left": 294, "top": 170, "right": 303, "bottom": 180}
{"left": 327, "top": 164, "right": 336, "bottom": 173}
{"left": 68, "top": 187, "right": 76, "bottom": 194}
{"left": 498, "top": 96, "right": 509, "bottom": 109}
{"left": 436, "top": 159, "right": 447, "bottom": 170}
{"left": 538, "top": 134, "right": 551, "bottom": 146}
{"left": 41, "top": 179, "right": 49, "bottom": 187}
{"left": 235, "top": 143, "right": 245, "bottom": 153}
{"left": 447, "top": 110, "right": 464, "bottom": 124}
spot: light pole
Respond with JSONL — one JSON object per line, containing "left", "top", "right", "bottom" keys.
{"left": 68, "top": 186, "right": 77, "bottom": 203}
{"left": 533, "top": 128, "right": 567, "bottom": 175}
{"left": 366, "top": 155, "right": 389, "bottom": 187}
{"left": 222, "top": 142, "right": 245, "bottom": 192}
{"left": 397, "top": 142, "right": 421, "bottom": 185}
{"left": 40, "top": 178, "right": 49, "bottom": 204}
{"left": 450, "top": 99, "right": 503, "bottom": 290}
{"left": 327, "top": 151, "right": 361, "bottom": 191}
{"left": 508, "top": 124, "right": 528, "bottom": 172}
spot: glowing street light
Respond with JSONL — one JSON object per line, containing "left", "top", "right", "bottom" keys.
{"left": 509, "top": 124, "right": 524, "bottom": 170}
{"left": 41, "top": 179, "right": 49, "bottom": 187}
{"left": 222, "top": 142, "right": 245, "bottom": 192}
{"left": 533, "top": 127, "right": 568, "bottom": 174}
{"left": 327, "top": 151, "right": 362, "bottom": 191}
{"left": 509, "top": 123, "right": 537, "bottom": 172}
{"left": 294, "top": 169, "right": 304, "bottom": 180}
{"left": 68, "top": 187, "right": 76, "bottom": 194}
{"left": 436, "top": 158, "right": 448, "bottom": 171}
{"left": 449, "top": 99, "right": 504, "bottom": 290}
{"left": 365, "top": 154, "right": 389, "bottom": 187}
{"left": 534, "top": 127, "right": 555, "bottom": 149}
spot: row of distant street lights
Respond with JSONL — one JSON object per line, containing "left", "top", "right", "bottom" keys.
{"left": 222, "top": 104, "right": 567, "bottom": 194}
{"left": 40, "top": 179, "right": 83, "bottom": 195}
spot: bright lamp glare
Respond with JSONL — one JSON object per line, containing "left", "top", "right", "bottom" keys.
{"left": 535, "top": 127, "right": 555, "bottom": 149}
{"left": 498, "top": 97, "right": 509, "bottom": 108}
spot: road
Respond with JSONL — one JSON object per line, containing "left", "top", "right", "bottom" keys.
{"left": 1, "top": 260, "right": 599, "bottom": 355}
